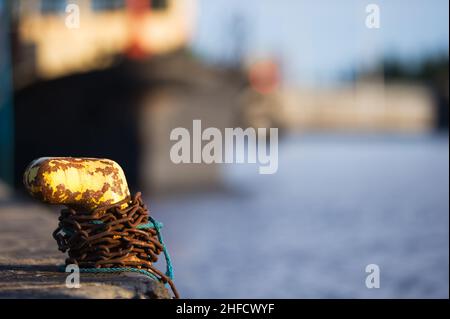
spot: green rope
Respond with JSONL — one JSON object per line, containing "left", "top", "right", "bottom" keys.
{"left": 78, "top": 267, "right": 160, "bottom": 282}
{"left": 60, "top": 218, "right": 174, "bottom": 282}
{"left": 60, "top": 264, "right": 160, "bottom": 281}
{"left": 148, "top": 216, "right": 174, "bottom": 280}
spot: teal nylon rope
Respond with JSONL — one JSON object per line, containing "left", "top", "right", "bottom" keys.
{"left": 61, "top": 266, "right": 160, "bottom": 282}
{"left": 60, "top": 217, "right": 174, "bottom": 283}
{"left": 147, "top": 216, "right": 174, "bottom": 280}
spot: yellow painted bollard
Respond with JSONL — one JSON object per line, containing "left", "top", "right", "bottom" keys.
{"left": 23, "top": 157, "right": 130, "bottom": 210}
{"left": 23, "top": 157, "right": 179, "bottom": 298}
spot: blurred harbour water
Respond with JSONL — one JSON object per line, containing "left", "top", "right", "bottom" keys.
{"left": 149, "top": 133, "right": 449, "bottom": 298}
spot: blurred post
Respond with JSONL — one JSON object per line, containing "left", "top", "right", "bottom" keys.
{"left": 0, "top": 0, "right": 14, "bottom": 186}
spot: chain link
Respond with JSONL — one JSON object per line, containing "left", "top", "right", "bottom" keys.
{"left": 52, "top": 192, "right": 179, "bottom": 298}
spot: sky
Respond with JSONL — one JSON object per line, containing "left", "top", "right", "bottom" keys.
{"left": 190, "top": 0, "right": 449, "bottom": 87}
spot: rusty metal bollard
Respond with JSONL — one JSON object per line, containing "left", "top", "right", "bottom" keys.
{"left": 23, "top": 157, "right": 179, "bottom": 298}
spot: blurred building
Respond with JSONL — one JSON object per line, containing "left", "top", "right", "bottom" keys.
{"left": 12, "top": 0, "right": 196, "bottom": 88}
{"left": 278, "top": 80, "right": 436, "bottom": 133}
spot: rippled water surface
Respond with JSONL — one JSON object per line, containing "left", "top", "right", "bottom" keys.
{"left": 149, "top": 134, "right": 449, "bottom": 298}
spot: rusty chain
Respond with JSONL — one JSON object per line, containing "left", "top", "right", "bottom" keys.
{"left": 52, "top": 192, "right": 179, "bottom": 298}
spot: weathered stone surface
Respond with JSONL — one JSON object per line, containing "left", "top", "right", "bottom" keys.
{"left": 0, "top": 196, "right": 170, "bottom": 299}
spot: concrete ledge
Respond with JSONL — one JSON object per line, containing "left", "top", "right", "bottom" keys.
{"left": 0, "top": 200, "right": 171, "bottom": 299}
